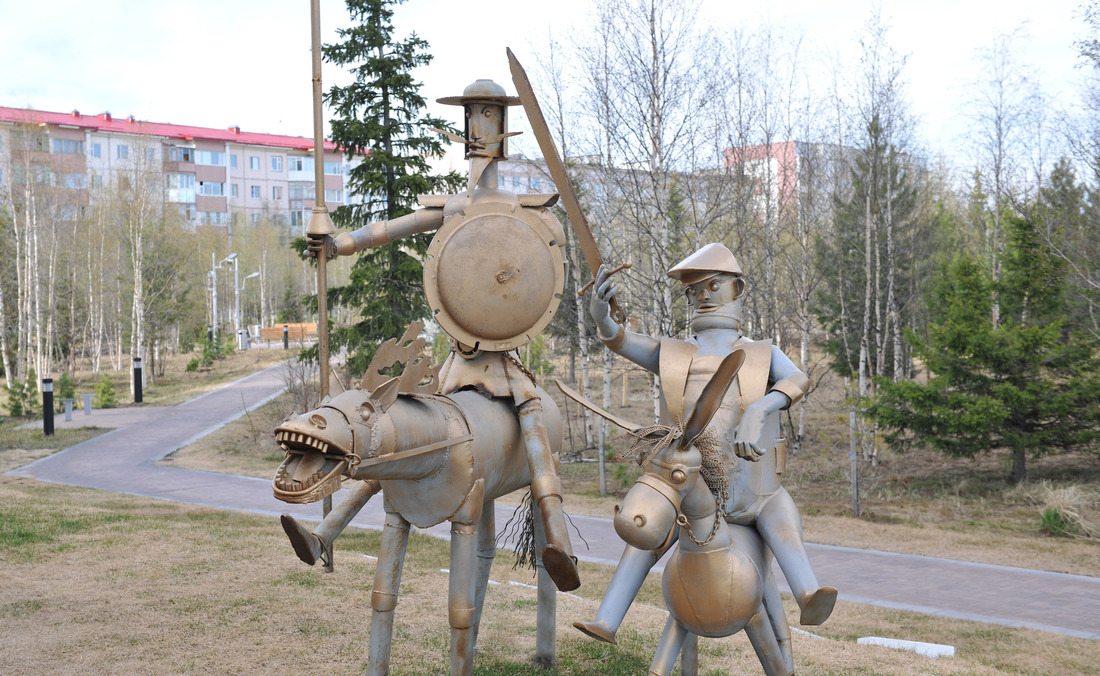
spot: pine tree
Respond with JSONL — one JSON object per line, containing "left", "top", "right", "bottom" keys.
{"left": 870, "top": 215, "right": 1100, "bottom": 482}
{"left": 323, "top": 0, "right": 461, "bottom": 375}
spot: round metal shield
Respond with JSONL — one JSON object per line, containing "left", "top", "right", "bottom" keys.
{"left": 425, "top": 202, "right": 564, "bottom": 351}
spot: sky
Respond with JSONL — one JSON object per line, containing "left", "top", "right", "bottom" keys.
{"left": 0, "top": 0, "right": 1089, "bottom": 167}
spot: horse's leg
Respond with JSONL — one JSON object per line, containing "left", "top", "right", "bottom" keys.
{"left": 744, "top": 608, "right": 792, "bottom": 676}
{"left": 679, "top": 632, "right": 699, "bottom": 676}
{"left": 761, "top": 559, "right": 794, "bottom": 673}
{"left": 281, "top": 479, "right": 381, "bottom": 566}
{"left": 648, "top": 616, "right": 690, "bottom": 676}
{"left": 756, "top": 488, "right": 836, "bottom": 625}
{"left": 471, "top": 499, "right": 496, "bottom": 656}
{"left": 449, "top": 480, "right": 485, "bottom": 676}
{"left": 367, "top": 506, "right": 411, "bottom": 676}
{"left": 531, "top": 496, "right": 557, "bottom": 668}
{"left": 517, "top": 395, "right": 579, "bottom": 591}
{"left": 573, "top": 529, "right": 677, "bottom": 644}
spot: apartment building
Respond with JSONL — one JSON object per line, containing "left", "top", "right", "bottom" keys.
{"left": 0, "top": 106, "right": 353, "bottom": 232}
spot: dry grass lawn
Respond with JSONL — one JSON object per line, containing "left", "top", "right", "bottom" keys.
{"left": 1, "top": 467, "right": 1097, "bottom": 675}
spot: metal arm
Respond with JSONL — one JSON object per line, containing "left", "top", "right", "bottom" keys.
{"left": 333, "top": 208, "right": 446, "bottom": 255}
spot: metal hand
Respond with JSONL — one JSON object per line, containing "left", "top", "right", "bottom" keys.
{"left": 589, "top": 265, "right": 620, "bottom": 339}
{"left": 732, "top": 403, "right": 767, "bottom": 461}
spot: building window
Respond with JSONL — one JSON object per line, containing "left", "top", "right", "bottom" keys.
{"left": 289, "top": 211, "right": 305, "bottom": 227}
{"left": 168, "top": 146, "right": 194, "bottom": 162}
{"left": 512, "top": 176, "right": 520, "bottom": 190}
{"left": 52, "top": 139, "right": 85, "bottom": 155}
{"left": 196, "top": 150, "right": 225, "bottom": 166}
{"left": 531, "top": 177, "right": 541, "bottom": 190}
{"left": 289, "top": 156, "right": 313, "bottom": 172}
{"left": 271, "top": 156, "right": 283, "bottom": 172}
{"left": 60, "top": 172, "right": 86, "bottom": 189}
{"left": 250, "top": 185, "right": 260, "bottom": 199}
{"left": 272, "top": 186, "right": 283, "bottom": 200}
{"left": 250, "top": 213, "right": 260, "bottom": 224}
{"left": 117, "top": 144, "right": 129, "bottom": 160}
{"left": 324, "top": 161, "right": 341, "bottom": 175}
{"left": 230, "top": 154, "right": 238, "bottom": 169}
{"left": 198, "top": 181, "right": 224, "bottom": 197}
{"left": 167, "top": 173, "right": 196, "bottom": 202}
{"left": 231, "top": 183, "right": 239, "bottom": 198}
{"left": 90, "top": 143, "right": 102, "bottom": 159}
{"left": 146, "top": 147, "right": 157, "bottom": 162}
{"left": 91, "top": 173, "right": 102, "bottom": 189}
{"left": 201, "top": 211, "right": 228, "bottom": 225}
{"left": 249, "top": 156, "right": 260, "bottom": 170}
{"left": 325, "top": 189, "right": 343, "bottom": 203}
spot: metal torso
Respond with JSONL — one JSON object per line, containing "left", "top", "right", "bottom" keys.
{"left": 675, "top": 332, "right": 783, "bottom": 521}
{"left": 363, "top": 388, "right": 561, "bottom": 529}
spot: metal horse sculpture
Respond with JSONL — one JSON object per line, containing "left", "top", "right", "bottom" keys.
{"left": 560, "top": 351, "right": 794, "bottom": 676}
{"left": 272, "top": 375, "right": 562, "bottom": 675}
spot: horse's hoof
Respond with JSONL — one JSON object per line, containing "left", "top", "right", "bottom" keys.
{"left": 572, "top": 620, "right": 617, "bottom": 645}
{"left": 281, "top": 514, "right": 323, "bottom": 566}
{"left": 798, "top": 586, "right": 838, "bottom": 625}
{"left": 543, "top": 545, "right": 581, "bottom": 591}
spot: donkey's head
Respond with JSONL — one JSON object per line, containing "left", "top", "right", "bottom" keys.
{"left": 614, "top": 442, "right": 704, "bottom": 551}
{"left": 272, "top": 378, "right": 400, "bottom": 504}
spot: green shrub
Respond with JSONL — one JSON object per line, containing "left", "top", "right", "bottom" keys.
{"left": 93, "top": 374, "right": 117, "bottom": 409}
{"left": 4, "top": 369, "right": 38, "bottom": 418}
{"left": 1040, "top": 508, "right": 1072, "bottom": 537}
{"left": 185, "top": 357, "right": 200, "bottom": 372}
{"left": 55, "top": 372, "right": 76, "bottom": 413}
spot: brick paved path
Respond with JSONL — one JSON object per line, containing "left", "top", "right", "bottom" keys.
{"left": 9, "top": 363, "right": 1099, "bottom": 640}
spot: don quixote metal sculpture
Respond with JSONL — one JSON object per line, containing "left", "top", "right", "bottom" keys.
{"left": 270, "top": 19, "right": 834, "bottom": 671}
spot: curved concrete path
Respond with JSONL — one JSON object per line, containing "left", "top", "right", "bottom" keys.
{"left": 8, "top": 363, "right": 1100, "bottom": 641}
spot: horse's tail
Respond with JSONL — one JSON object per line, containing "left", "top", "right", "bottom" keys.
{"left": 500, "top": 488, "right": 537, "bottom": 571}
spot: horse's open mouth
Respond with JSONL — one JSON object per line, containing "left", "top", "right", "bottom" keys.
{"left": 272, "top": 428, "right": 352, "bottom": 504}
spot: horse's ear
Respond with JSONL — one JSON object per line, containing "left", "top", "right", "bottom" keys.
{"left": 370, "top": 377, "right": 400, "bottom": 411}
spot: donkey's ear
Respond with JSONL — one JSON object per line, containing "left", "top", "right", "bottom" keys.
{"left": 370, "top": 377, "right": 400, "bottom": 411}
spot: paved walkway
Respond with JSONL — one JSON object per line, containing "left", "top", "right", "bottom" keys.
{"left": 8, "top": 363, "right": 1100, "bottom": 641}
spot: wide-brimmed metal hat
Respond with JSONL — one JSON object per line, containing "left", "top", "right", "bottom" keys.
{"left": 667, "top": 243, "right": 743, "bottom": 285}
{"left": 437, "top": 79, "right": 521, "bottom": 107}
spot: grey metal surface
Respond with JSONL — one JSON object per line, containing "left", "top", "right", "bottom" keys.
{"left": 7, "top": 362, "right": 1100, "bottom": 641}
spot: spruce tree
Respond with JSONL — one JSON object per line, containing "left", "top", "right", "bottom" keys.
{"left": 870, "top": 215, "right": 1100, "bottom": 482}
{"left": 323, "top": 0, "right": 461, "bottom": 375}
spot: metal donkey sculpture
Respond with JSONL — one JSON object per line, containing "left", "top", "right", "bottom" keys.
{"left": 558, "top": 349, "right": 794, "bottom": 676}
{"left": 271, "top": 339, "right": 564, "bottom": 675}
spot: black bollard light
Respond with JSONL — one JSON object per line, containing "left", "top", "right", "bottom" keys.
{"left": 283, "top": 324, "right": 289, "bottom": 350}
{"left": 42, "top": 377, "right": 54, "bottom": 436}
{"left": 133, "top": 357, "right": 143, "bottom": 403}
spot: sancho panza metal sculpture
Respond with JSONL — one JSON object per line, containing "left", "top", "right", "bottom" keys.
{"left": 271, "top": 78, "right": 578, "bottom": 675}
{"left": 571, "top": 245, "right": 837, "bottom": 673}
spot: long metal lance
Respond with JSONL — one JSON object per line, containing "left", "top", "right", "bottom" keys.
{"left": 306, "top": 0, "right": 336, "bottom": 571}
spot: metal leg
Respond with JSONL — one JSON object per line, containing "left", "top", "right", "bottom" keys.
{"left": 281, "top": 479, "right": 381, "bottom": 566}
{"left": 366, "top": 509, "right": 410, "bottom": 676}
{"left": 744, "top": 609, "right": 791, "bottom": 676}
{"left": 449, "top": 480, "right": 484, "bottom": 676}
{"left": 471, "top": 500, "right": 496, "bottom": 654}
{"left": 648, "top": 616, "right": 689, "bottom": 676}
{"left": 518, "top": 397, "right": 579, "bottom": 591}
{"left": 756, "top": 489, "right": 835, "bottom": 625}
{"left": 680, "top": 632, "right": 699, "bottom": 676}
{"left": 761, "top": 564, "right": 794, "bottom": 673}
{"left": 532, "top": 499, "right": 557, "bottom": 668}
{"left": 573, "top": 533, "right": 676, "bottom": 644}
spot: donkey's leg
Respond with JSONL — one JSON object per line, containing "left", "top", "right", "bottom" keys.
{"left": 471, "top": 499, "right": 496, "bottom": 655}
{"left": 679, "top": 632, "right": 699, "bottom": 676}
{"left": 573, "top": 530, "right": 677, "bottom": 645}
{"left": 532, "top": 498, "right": 557, "bottom": 668}
{"left": 756, "top": 489, "right": 836, "bottom": 626}
{"left": 281, "top": 479, "right": 381, "bottom": 566}
{"left": 761, "top": 562, "right": 795, "bottom": 674}
{"left": 744, "top": 609, "right": 792, "bottom": 676}
{"left": 367, "top": 507, "right": 411, "bottom": 676}
{"left": 449, "top": 480, "right": 485, "bottom": 676}
{"left": 517, "top": 396, "right": 579, "bottom": 591}
{"left": 648, "top": 616, "right": 690, "bottom": 676}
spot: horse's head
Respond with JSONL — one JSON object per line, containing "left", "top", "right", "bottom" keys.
{"left": 271, "top": 378, "right": 399, "bottom": 504}
{"left": 614, "top": 442, "right": 704, "bottom": 551}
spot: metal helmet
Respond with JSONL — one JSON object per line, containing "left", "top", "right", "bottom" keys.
{"left": 667, "top": 243, "right": 743, "bottom": 286}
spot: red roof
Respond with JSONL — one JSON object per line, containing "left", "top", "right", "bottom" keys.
{"left": 0, "top": 106, "right": 338, "bottom": 152}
